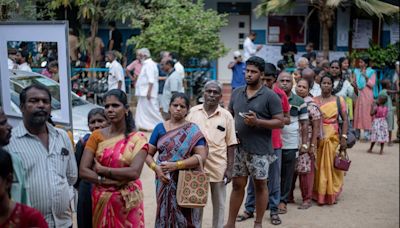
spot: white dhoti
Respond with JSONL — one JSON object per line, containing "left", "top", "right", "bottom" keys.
{"left": 135, "top": 96, "right": 163, "bottom": 131}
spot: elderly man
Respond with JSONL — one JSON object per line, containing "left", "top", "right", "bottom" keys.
{"left": 106, "top": 51, "right": 125, "bottom": 92}
{"left": 187, "top": 80, "right": 237, "bottom": 228}
{"left": 160, "top": 58, "right": 184, "bottom": 119}
{"left": 5, "top": 84, "right": 77, "bottom": 227}
{"left": 135, "top": 48, "right": 163, "bottom": 131}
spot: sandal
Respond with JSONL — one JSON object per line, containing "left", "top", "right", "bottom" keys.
{"left": 277, "top": 203, "right": 287, "bottom": 214}
{"left": 270, "top": 214, "right": 282, "bottom": 225}
{"left": 298, "top": 202, "right": 312, "bottom": 210}
{"left": 236, "top": 211, "right": 254, "bottom": 222}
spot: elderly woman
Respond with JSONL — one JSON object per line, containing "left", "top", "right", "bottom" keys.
{"left": 146, "top": 93, "right": 208, "bottom": 228}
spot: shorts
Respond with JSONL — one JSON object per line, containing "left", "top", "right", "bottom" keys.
{"left": 233, "top": 147, "right": 269, "bottom": 180}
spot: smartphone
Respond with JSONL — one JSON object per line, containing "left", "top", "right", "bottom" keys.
{"left": 239, "top": 112, "right": 251, "bottom": 118}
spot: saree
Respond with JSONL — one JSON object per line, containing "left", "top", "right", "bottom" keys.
{"left": 92, "top": 132, "right": 148, "bottom": 228}
{"left": 312, "top": 98, "right": 344, "bottom": 205}
{"left": 354, "top": 68, "right": 376, "bottom": 130}
{"left": 155, "top": 123, "right": 205, "bottom": 228}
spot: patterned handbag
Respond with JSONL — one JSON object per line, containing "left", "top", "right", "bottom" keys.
{"left": 296, "top": 152, "right": 312, "bottom": 174}
{"left": 334, "top": 150, "right": 351, "bottom": 171}
{"left": 176, "top": 154, "right": 209, "bottom": 208}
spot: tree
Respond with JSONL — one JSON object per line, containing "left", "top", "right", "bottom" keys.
{"left": 130, "top": 0, "right": 228, "bottom": 62}
{"left": 0, "top": 0, "right": 41, "bottom": 21}
{"left": 255, "top": 0, "right": 399, "bottom": 58}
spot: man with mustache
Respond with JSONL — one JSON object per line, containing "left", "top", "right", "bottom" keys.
{"left": 5, "top": 85, "right": 77, "bottom": 227}
{"left": 15, "top": 50, "right": 32, "bottom": 72}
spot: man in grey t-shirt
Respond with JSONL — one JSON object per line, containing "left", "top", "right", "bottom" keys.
{"left": 160, "top": 58, "right": 184, "bottom": 119}
{"left": 224, "top": 56, "right": 284, "bottom": 228}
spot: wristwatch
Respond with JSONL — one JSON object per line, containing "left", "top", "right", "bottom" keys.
{"left": 301, "top": 144, "right": 308, "bottom": 150}
{"left": 342, "top": 134, "right": 348, "bottom": 139}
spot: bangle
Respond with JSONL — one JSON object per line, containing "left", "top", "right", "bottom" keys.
{"left": 108, "top": 168, "right": 112, "bottom": 178}
{"left": 342, "top": 134, "right": 348, "bottom": 139}
{"left": 150, "top": 162, "right": 157, "bottom": 171}
{"left": 301, "top": 144, "right": 308, "bottom": 150}
{"left": 310, "top": 144, "right": 316, "bottom": 147}
{"left": 176, "top": 160, "right": 185, "bottom": 170}
{"left": 97, "top": 175, "right": 102, "bottom": 184}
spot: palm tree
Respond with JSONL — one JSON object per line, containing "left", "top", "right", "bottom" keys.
{"left": 255, "top": 0, "right": 399, "bottom": 58}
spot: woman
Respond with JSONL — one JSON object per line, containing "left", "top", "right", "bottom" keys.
{"left": 75, "top": 108, "right": 109, "bottom": 228}
{"left": 353, "top": 57, "right": 376, "bottom": 141}
{"left": 329, "top": 60, "right": 355, "bottom": 123}
{"left": 80, "top": 89, "right": 148, "bottom": 228}
{"left": 146, "top": 93, "right": 208, "bottom": 228}
{"left": 292, "top": 79, "right": 321, "bottom": 209}
{"left": 339, "top": 57, "right": 352, "bottom": 82}
{"left": 0, "top": 148, "right": 48, "bottom": 227}
{"left": 313, "top": 75, "right": 348, "bottom": 205}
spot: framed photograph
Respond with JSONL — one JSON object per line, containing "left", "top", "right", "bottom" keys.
{"left": 0, "top": 21, "right": 72, "bottom": 127}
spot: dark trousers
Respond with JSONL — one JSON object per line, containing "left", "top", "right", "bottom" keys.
{"left": 77, "top": 180, "right": 92, "bottom": 228}
{"left": 280, "top": 149, "right": 297, "bottom": 204}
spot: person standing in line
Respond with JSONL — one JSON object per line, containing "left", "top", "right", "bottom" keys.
{"left": 135, "top": 48, "right": 163, "bottom": 131}
{"left": 294, "top": 68, "right": 321, "bottom": 97}
{"left": 108, "top": 21, "right": 122, "bottom": 52}
{"left": 126, "top": 50, "right": 143, "bottom": 87}
{"left": 224, "top": 56, "right": 284, "bottom": 228}
{"left": 187, "top": 81, "right": 238, "bottom": 228}
{"left": 5, "top": 84, "right": 78, "bottom": 227}
{"left": 243, "top": 31, "right": 262, "bottom": 61}
{"left": 281, "top": 34, "right": 297, "bottom": 65}
{"left": 228, "top": 51, "right": 246, "bottom": 90}
{"left": 160, "top": 58, "right": 184, "bottom": 119}
{"left": 170, "top": 52, "right": 185, "bottom": 79}
{"left": 353, "top": 57, "right": 376, "bottom": 141}
{"left": 68, "top": 28, "right": 79, "bottom": 65}
{"left": 238, "top": 63, "right": 290, "bottom": 226}
{"left": 106, "top": 51, "right": 125, "bottom": 92}
{"left": 368, "top": 95, "right": 389, "bottom": 154}
{"left": 277, "top": 72, "right": 309, "bottom": 214}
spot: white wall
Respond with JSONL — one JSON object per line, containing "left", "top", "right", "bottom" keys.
{"left": 336, "top": 7, "right": 351, "bottom": 48}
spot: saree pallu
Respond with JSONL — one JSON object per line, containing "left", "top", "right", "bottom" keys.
{"left": 313, "top": 100, "right": 344, "bottom": 205}
{"left": 92, "top": 132, "right": 148, "bottom": 228}
{"left": 155, "top": 123, "right": 204, "bottom": 228}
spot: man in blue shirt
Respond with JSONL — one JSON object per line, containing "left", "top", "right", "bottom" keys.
{"left": 228, "top": 51, "right": 246, "bottom": 90}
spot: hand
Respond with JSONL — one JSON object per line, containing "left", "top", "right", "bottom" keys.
{"left": 160, "top": 161, "right": 178, "bottom": 173}
{"left": 256, "top": 45, "right": 263, "bottom": 51}
{"left": 223, "top": 167, "right": 232, "bottom": 185}
{"left": 155, "top": 166, "right": 170, "bottom": 184}
{"left": 340, "top": 137, "right": 347, "bottom": 150}
{"left": 309, "top": 146, "right": 317, "bottom": 155}
{"left": 299, "top": 146, "right": 308, "bottom": 154}
{"left": 93, "top": 159, "right": 105, "bottom": 175}
{"left": 101, "top": 178, "right": 121, "bottom": 186}
{"left": 243, "top": 111, "right": 258, "bottom": 127}
{"left": 146, "top": 92, "right": 151, "bottom": 100}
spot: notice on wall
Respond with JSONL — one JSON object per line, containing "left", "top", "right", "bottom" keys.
{"left": 390, "top": 23, "right": 399, "bottom": 44}
{"left": 352, "top": 19, "right": 373, "bottom": 49}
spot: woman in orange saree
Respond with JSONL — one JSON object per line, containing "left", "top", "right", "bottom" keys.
{"left": 80, "top": 89, "right": 148, "bottom": 228}
{"left": 313, "top": 75, "right": 348, "bottom": 205}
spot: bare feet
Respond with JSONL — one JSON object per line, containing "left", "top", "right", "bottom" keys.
{"left": 379, "top": 150, "right": 384, "bottom": 155}
{"left": 277, "top": 202, "right": 287, "bottom": 214}
{"left": 367, "top": 149, "right": 372, "bottom": 153}
{"left": 254, "top": 221, "right": 263, "bottom": 228}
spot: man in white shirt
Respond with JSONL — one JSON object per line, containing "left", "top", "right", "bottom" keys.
{"left": 135, "top": 48, "right": 163, "bottom": 130}
{"left": 105, "top": 51, "right": 125, "bottom": 92}
{"left": 16, "top": 50, "right": 32, "bottom": 72}
{"left": 243, "top": 31, "right": 262, "bottom": 61}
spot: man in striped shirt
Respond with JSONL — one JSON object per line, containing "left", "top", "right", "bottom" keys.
{"left": 5, "top": 84, "right": 77, "bottom": 227}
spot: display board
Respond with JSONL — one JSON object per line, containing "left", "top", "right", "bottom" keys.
{"left": 268, "top": 15, "right": 306, "bottom": 44}
{"left": 352, "top": 19, "right": 373, "bottom": 49}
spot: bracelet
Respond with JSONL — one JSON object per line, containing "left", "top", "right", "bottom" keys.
{"left": 97, "top": 175, "right": 102, "bottom": 184}
{"left": 310, "top": 144, "right": 316, "bottom": 147}
{"left": 342, "top": 134, "right": 348, "bottom": 139}
{"left": 108, "top": 168, "right": 112, "bottom": 178}
{"left": 176, "top": 160, "right": 185, "bottom": 170}
{"left": 150, "top": 162, "right": 157, "bottom": 171}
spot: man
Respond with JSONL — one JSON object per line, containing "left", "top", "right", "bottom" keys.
{"left": 68, "top": 28, "right": 79, "bottom": 65}
{"left": 108, "top": 21, "right": 122, "bottom": 52}
{"left": 5, "top": 85, "right": 77, "bottom": 227}
{"left": 281, "top": 34, "right": 297, "bottom": 65}
{"left": 160, "top": 58, "right": 184, "bottom": 119}
{"left": 224, "top": 56, "right": 284, "bottom": 228}
{"left": 0, "top": 107, "right": 12, "bottom": 148}
{"left": 187, "top": 80, "right": 237, "bottom": 228}
{"left": 135, "top": 48, "right": 163, "bottom": 131}
{"left": 243, "top": 31, "right": 262, "bottom": 61}
{"left": 170, "top": 52, "right": 185, "bottom": 79}
{"left": 228, "top": 50, "right": 246, "bottom": 90}
{"left": 277, "top": 72, "right": 309, "bottom": 214}
{"left": 86, "top": 31, "right": 105, "bottom": 65}
{"left": 105, "top": 51, "right": 125, "bottom": 92}
{"left": 239, "top": 63, "right": 290, "bottom": 225}
{"left": 298, "top": 68, "right": 321, "bottom": 97}
{"left": 15, "top": 50, "right": 32, "bottom": 72}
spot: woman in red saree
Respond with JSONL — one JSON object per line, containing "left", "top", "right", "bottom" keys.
{"left": 80, "top": 89, "right": 148, "bottom": 228}
{"left": 146, "top": 93, "right": 208, "bottom": 228}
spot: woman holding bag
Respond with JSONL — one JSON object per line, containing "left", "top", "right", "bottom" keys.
{"left": 313, "top": 75, "right": 348, "bottom": 205}
{"left": 146, "top": 93, "right": 208, "bottom": 228}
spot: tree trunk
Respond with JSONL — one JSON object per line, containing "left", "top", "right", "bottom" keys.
{"left": 322, "top": 22, "right": 330, "bottom": 59}
{"left": 89, "top": 18, "right": 98, "bottom": 69}
{"left": 319, "top": 4, "right": 335, "bottom": 60}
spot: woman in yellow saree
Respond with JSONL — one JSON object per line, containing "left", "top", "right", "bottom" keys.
{"left": 313, "top": 75, "right": 348, "bottom": 205}
{"left": 80, "top": 89, "right": 148, "bottom": 227}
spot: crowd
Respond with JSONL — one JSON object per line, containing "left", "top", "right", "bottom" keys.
{"left": 0, "top": 30, "right": 399, "bottom": 228}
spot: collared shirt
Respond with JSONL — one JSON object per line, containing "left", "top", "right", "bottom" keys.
{"left": 108, "top": 59, "right": 125, "bottom": 92}
{"left": 243, "top": 37, "right": 257, "bottom": 61}
{"left": 229, "top": 86, "right": 282, "bottom": 155}
{"left": 17, "top": 62, "right": 32, "bottom": 72}
{"left": 5, "top": 122, "right": 78, "bottom": 228}
{"left": 282, "top": 93, "right": 309, "bottom": 150}
{"left": 135, "top": 58, "right": 159, "bottom": 98}
{"left": 187, "top": 105, "right": 238, "bottom": 182}
{"left": 174, "top": 61, "right": 185, "bottom": 79}
{"left": 161, "top": 70, "right": 184, "bottom": 112}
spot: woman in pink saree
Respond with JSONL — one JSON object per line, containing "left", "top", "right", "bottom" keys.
{"left": 80, "top": 89, "right": 148, "bottom": 228}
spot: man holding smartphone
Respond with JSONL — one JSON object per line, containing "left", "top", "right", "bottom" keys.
{"left": 187, "top": 80, "right": 237, "bottom": 228}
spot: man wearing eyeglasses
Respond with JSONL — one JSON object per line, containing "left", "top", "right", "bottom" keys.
{"left": 228, "top": 51, "right": 246, "bottom": 91}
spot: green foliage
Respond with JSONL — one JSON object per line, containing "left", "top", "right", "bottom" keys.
{"left": 131, "top": 0, "right": 228, "bottom": 61}
{"left": 350, "top": 41, "right": 400, "bottom": 68}
{"left": 0, "top": 0, "right": 43, "bottom": 20}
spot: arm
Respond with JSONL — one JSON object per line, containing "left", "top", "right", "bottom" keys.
{"left": 224, "top": 145, "right": 235, "bottom": 184}
{"left": 80, "top": 149, "right": 104, "bottom": 184}
{"left": 366, "top": 71, "right": 376, "bottom": 89}
{"left": 159, "top": 145, "right": 208, "bottom": 173}
{"left": 299, "top": 119, "right": 309, "bottom": 153}
{"left": 228, "top": 61, "right": 235, "bottom": 69}
{"left": 109, "top": 40, "right": 114, "bottom": 51}
{"left": 370, "top": 102, "right": 377, "bottom": 116}
{"left": 244, "top": 112, "right": 284, "bottom": 129}
{"left": 283, "top": 112, "right": 290, "bottom": 125}
{"left": 147, "top": 83, "right": 154, "bottom": 100}
{"left": 310, "top": 118, "right": 320, "bottom": 154}
{"left": 339, "top": 98, "right": 349, "bottom": 150}
{"left": 65, "top": 135, "right": 78, "bottom": 186}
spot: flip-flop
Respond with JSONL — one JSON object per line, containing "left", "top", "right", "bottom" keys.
{"left": 277, "top": 203, "right": 287, "bottom": 214}
{"left": 270, "top": 214, "right": 282, "bottom": 225}
{"left": 236, "top": 211, "right": 254, "bottom": 222}
{"left": 298, "top": 202, "right": 312, "bottom": 210}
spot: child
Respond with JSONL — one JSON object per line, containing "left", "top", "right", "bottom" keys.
{"left": 368, "top": 95, "right": 389, "bottom": 154}
{"left": 379, "top": 79, "right": 396, "bottom": 145}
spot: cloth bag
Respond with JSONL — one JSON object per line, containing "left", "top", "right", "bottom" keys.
{"left": 176, "top": 154, "right": 209, "bottom": 208}
{"left": 296, "top": 153, "right": 312, "bottom": 174}
{"left": 334, "top": 150, "right": 351, "bottom": 171}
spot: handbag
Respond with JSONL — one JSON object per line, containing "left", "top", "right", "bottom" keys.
{"left": 296, "top": 153, "right": 311, "bottom": 174}
{"left": 336, "top": 96, "right": 357, "bottom": 148}
{"left": 334, "top": 150, "right": 351, "bottom": 171}
{"left": 176, "top": 154, "right": 209, "bottom": 208}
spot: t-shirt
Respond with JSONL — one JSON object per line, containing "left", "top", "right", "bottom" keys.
{"left": 231, "top": 62, "right": 246, "bottom": 89}
{"left": 0, "top": 202, "right": 48, "bottom": 228}
{"left": 149, "top": 123, "right": 206, "bottom": 147}
{"left": 161, "top": 70, "right": 184, "bottom": 112}
{"left": 107, "top": 60, "right": 125, "bottom": 92}
{"left": 272, "top": 85, "right": 290, "bottom": 149}
{"left": 109, "top": 29, "right": 122, "bottom": 52}
{"left": 229, "top": 86, "right": 282, "bottom": 155}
